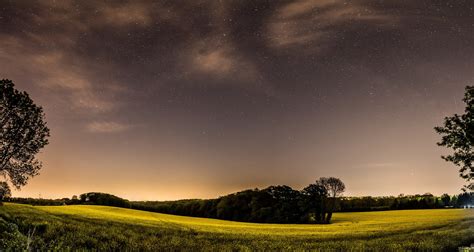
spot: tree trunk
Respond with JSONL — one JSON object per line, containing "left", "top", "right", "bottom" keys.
{"left": 325, "top": 212, "right": 332, "bottom": 223}
{"left": 325, "top": 197, "right": 336, "bottom": 223}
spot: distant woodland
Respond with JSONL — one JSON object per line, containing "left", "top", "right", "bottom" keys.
{"left": 6, "top": 189, "right": 473, "bottom": 224}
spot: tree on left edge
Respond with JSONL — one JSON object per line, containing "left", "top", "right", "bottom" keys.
{"left": 0, "top": 79, "right": 50, "bottom": 202}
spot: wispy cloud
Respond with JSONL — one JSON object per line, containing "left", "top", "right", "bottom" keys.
{"left": 102, "top": 3, "right": 152, "bottom": 26}
{"left": 36, "top": 1, "right": 173, "bottom": 28}
{"left": 266, "top": 0, "right": 396, "bottom": 51}
{"left": 193, "top": 48, "right": 234, "bottom": 76}
{"left": 86, "top": 121, "right": 131, "bottom": 133}
{"left": 0, "top": 34, "right": 122, "bottom": 113}
{"left": 364, "top": 162, "right": 398, "bottom": 168}
{"left": 99, "top": 2, "right": 178, "bottom": 27}
{"left": 186, "top": 39, "right": 258, "bottom": 80}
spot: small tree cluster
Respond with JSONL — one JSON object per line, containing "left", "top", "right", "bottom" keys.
{"left": 303, "top": 177, "right": 345, "bottom": 223}
{"left": 132, "top": 177, "right": 345, "bottom": 224}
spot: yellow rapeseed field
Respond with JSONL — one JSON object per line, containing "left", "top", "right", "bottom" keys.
{"left": 1, "top": 203, "right": 473, "bottom": 250}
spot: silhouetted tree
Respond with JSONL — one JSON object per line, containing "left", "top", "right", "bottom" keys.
{"left": 457, "top": 192, "right": 474, "bottom": 207}
{"left": 435, "top": 86, "right": 473, "bottom": 191}
{"left": 79, "top": 192, "right": 130, "bottom": 208}
{"left": 441, "top": 193, "right": 451, "bottom": 207}
{"left": 302, "top": 182, "right": 328, "bottom": 223}
{"left": 320, "top": 177, "right": 345, "bottom": 223}
{"left": 0, "top": 79, "right": 50, "bottom": 198}
{"left": 450, "top": 195, "right": 458, "bottom": 207}
{"left": 216, "top": 189, "right": 256, "bottom": 221}
{"left": 265, "top": 185, "right": 303, "bottom": 223}
{"left": 0, "top": 182, "right": 11, "bottom": 203}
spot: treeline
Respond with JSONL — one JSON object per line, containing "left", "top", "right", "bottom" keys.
{"left": 131, "top": 177, "right": 346, "bottom": 223}
{"left": 5, "top": 192, "right": 130, "bottom": 208}
{"left": 339, "top": 193, "right": 472, "bottom": 212}
{"left": 5, "top": 189, "right": 474, "bottom": 224}
{"left": 132, "top": 191, "right": 474, "bottom": 223}
{"left": 5, "top": 177, "right": 346, "bottom": 224}
{"left": 132, "top": 188, "right": 312, "bottom": 223}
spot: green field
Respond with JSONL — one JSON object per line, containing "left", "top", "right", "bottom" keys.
{"left": 1, "top": 203, "right": 473, "bottom": 250}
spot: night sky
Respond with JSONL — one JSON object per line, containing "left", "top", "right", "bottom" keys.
{"left": 1, "top": 0, "right": 473, "bottom": 200}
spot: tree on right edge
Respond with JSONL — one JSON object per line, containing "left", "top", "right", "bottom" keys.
{"left": 435, "top": 86, "right": 473, "bottom": 192}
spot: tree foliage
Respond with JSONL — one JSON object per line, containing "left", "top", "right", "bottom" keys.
{"left": 0, "top": 79, "right": 50, "bottom": 194}
{"left": 435, "top": 86, "right": 473, "bottom": 191}
{"left": 0, "top": 182, "right": 11, "bottom": 202}
{"left": 441, "top": 193, "right": 450, "bottom": 207}
{"left": 320, "top": 177, "right": 345, "bottom": 223}
{"left": 79, "top": 192, "right": 131, "bottom": 208}
{"left": 302, "top": 182, "right": 328, "bottom": 223}
{"left": 130, "top": 177, "right": 346, "bottom": 224}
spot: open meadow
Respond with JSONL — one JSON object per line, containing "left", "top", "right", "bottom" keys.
{"left": 1, "top": 203, "right": 473, "bottom": 250}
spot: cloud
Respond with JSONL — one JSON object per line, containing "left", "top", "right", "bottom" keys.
{"left": 36, "top": 1, "right": 172, "bottom": 28}
{"left": 364, "top": 162, "right": 397, "bottom": 168}
{"left": 179, "top": 38, "right": 279, "bottom": 97}
{"left": 86, "top": 121, "right": 131, "bottom": 133}
{"left": 193, "top": 48, "right": 234, "bottom": 76}
{"left": 0, "top": 34, "right": 122, "bottom": 113}
{"left": 102, "top": 4, "right": 152, "bottom": 26}
{"left": 266, "top": 0, "right": 396, "bottom": 51}
{"left": 99, "top": 2, "right": 177, "bottom": 27}
{"left": 186, "top": 39, "right": 258, "bottom": 80}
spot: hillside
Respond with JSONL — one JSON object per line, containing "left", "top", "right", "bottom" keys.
{"left": 1, "top": 203, "right": 473, "bottom": 250}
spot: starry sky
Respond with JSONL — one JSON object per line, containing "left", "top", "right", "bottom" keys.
{"left": 1, "top": 0, "right": 473, "bottom": 200}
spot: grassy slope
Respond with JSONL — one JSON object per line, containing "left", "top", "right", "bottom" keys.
{"left": 1, "top": 203, "right": 473, "bottom": 250}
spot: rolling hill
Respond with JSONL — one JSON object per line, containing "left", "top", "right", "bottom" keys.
{"left": 1, "top": 203, "right": 473, "bottom": 250}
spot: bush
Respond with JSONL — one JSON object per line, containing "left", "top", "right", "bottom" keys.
{"left": 0, "top": 217, "right": 27, "bottom": 250}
